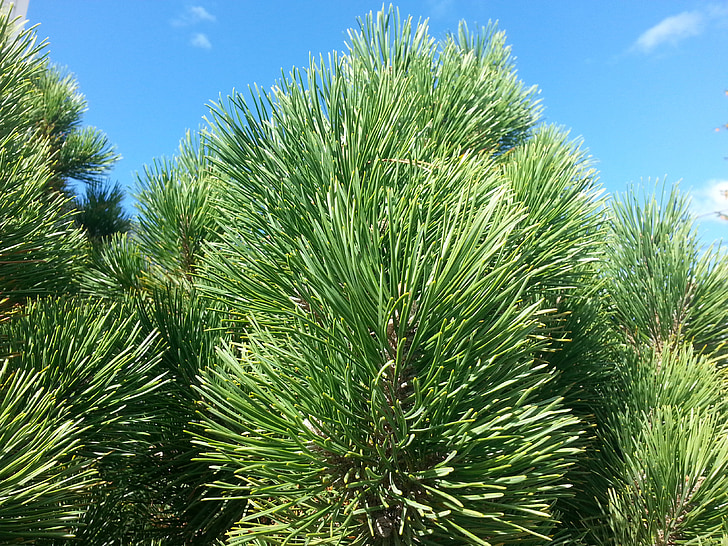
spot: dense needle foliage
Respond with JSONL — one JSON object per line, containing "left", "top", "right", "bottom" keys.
{"left": 1, "top": 3, "right": 728, "bottom": 544}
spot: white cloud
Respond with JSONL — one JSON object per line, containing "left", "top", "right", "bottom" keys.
{"left": 690, "top": 179, "right": 728, "bottom": 221}
{"left": 634, "top": 11, "right": 704, "bottom": 52}
{"left": 171, "top": 6, "right": 215, "bottom": 49}
{"left": 172, "top": 6, "right": 216, "bottom": 27}
{"left": 189, "top": 6, "right": 215, "bottom": 22}
{"left": 191, "top": 33, "right": 212, "bottom": 50}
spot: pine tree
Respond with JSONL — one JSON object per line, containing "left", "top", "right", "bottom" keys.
{"left": 1, "top": 5, "right": 164, "bottom": 542}
{"left": 3, "top": 4, "right": 728, "bottom": 544}
{"left": 0, "top": 6, "right": 86, "bottom": 305}
{"left": 193, "top": 8, "right": 601, "bottom": 544}
{"left": 189, "top": 8, "right": 728, "bottom": 544}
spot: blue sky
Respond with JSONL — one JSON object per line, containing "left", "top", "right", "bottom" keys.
{"left": 23, "top": 1, "right": 728, "bottom": 244}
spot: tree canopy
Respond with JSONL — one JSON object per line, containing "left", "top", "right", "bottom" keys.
{"left": 1, "top": 4, "right": 728, "bottom": 544}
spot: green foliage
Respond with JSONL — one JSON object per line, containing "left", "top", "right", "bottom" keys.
{"left": 0, "top": 0, "right": 127, "bottom": 309}
{"left": 193, "top": 8, "right": 600, "bottom": 544}
{"left": 135, "top": 131, "right": 221, "bottom": 280}
{"left": 80, "top": 232, "right": 148, "bottom": 298}
{"left": 582, "top": 187, "right": 728, "bottom": 544}
{"left": 606, "top": 408, "right": 728, "bottom": 543}
{"left": 605, "top": 186, "right": 728, "bottom": 359}
{"left": 75, "top": 180, "right": 132, "bottom": 245}
{"left": 130, "top": 285, "right": 245, "bottom": 543}
{"left": 27, "top": 64, "right": 129, "bottom": 247}
{"left": 0, "top": 1, "right": 43, "bottom": 139}
{"left": 27, "top": 61, "right": 119, "bottom": 192}
{"left": 82, "top": 131, "right": 221, "bottom": 299}
{"left": 0, "top": 137, "right": 87, "bottom": 302}
{"left": 0, "top": 7, "right": 87, "bottom": 305}
{"left": 3, "top": 3, "right": 728, "bottom": 544}
{"left": 0, "top": 2, "right": 130, "bottom": 306}
{"left": 1, "top": 299, "right": 163, "bottom": 454}
{"left": 0, "top": 298, "right": 164, "bottom": 542}
{"left": 0, "top": 360, "right": 94, "bottom": 541}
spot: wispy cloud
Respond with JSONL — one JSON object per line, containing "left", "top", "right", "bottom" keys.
{"left": 631, "top": 5, "right": 728, "bottom": 54}
{"left": 171, "top": 6, "right": 215, "bottom": 49}
{"left": 189, "top": 6, "right": 215, "bottom": 22}
{"left": 691, "top": 179, "right": 728, "bottom": 221}
{"left": 172, "top": 6, "right": 216, "bottom": 27}
{"left": 191, "top": 32, "right": 212, "bottom": 50}
{"left": 634, "top": 11, "right": 704, "bottom": 53}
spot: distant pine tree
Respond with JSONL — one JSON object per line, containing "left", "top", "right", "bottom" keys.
{"left": 75, "top": 180, "right": 131, "bottom": 246}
